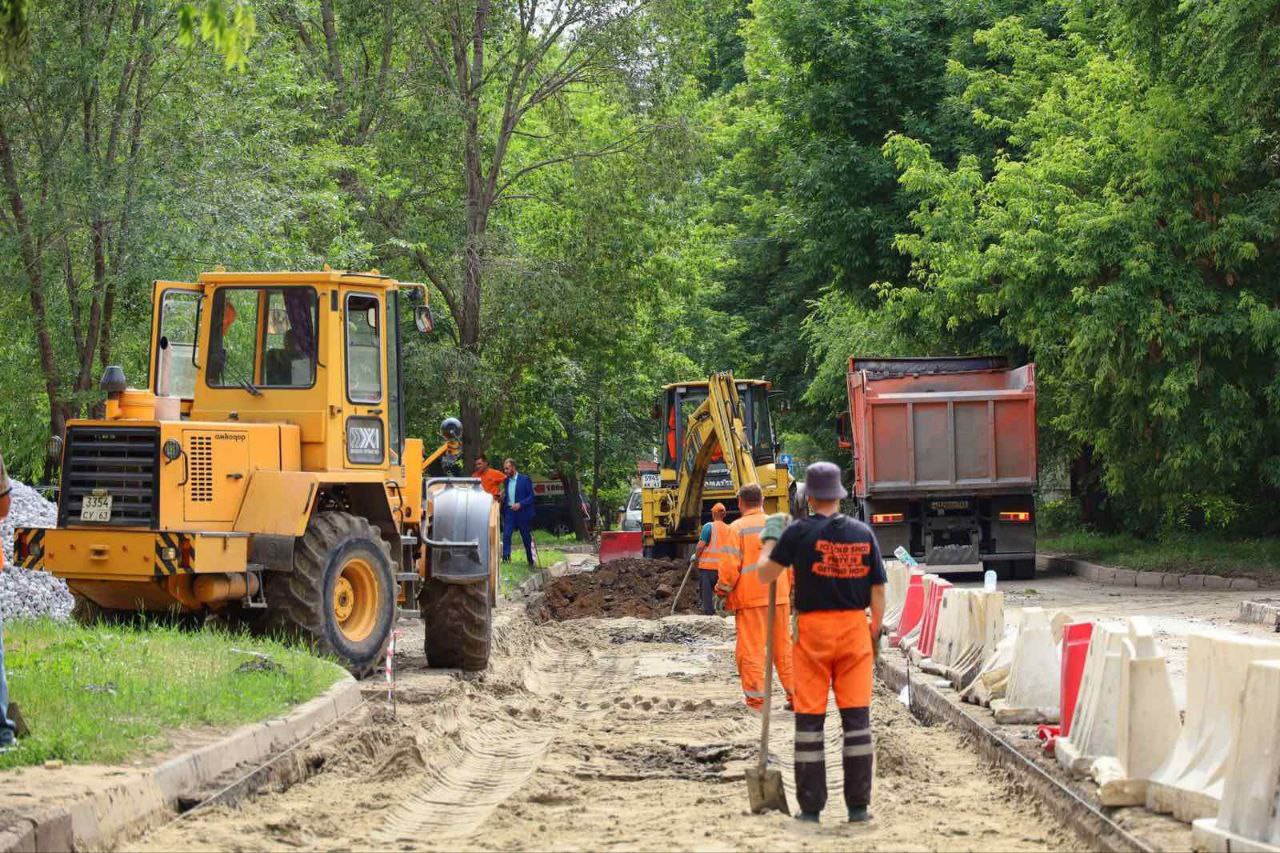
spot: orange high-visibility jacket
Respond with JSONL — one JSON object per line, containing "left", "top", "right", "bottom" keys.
{"left": 698, "top": 519, "right": 733, "bottom": 572}
{"left": 719, "top": 508, "right": 791, "bottom": 610}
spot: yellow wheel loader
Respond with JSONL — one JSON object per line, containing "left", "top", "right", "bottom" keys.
{"left": 641, "top": 373, "right": 792, "bottom": 559}
{"left": 13, "top": 269, "right": 499, "bottom": 676}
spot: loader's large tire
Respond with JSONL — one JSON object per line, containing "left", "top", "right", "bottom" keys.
{"left": 420, "top": 578, "right": 492, "bottom": 671}
{"left": 262, "top": 512, "right": 396, "bottom": 678}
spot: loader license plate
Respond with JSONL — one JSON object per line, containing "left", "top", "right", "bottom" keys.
{"left": 80, "top": 494, "right": 113, "bottom": 522}
{"left": 641, "top": 474, "right": 661, "bottom": 489}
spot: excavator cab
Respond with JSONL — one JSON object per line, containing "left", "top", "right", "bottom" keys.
{"left": 642, "top": 374, "right": 791, "bottom": 558}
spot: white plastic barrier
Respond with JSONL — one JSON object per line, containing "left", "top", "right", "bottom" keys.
{"left": 921, "top": 589, "right": 1004, "bottom": 691}
{"left": 1147, "top": 632, "right": 1280, "bottom": 823}
{"left": 990, "top": 607, "right": 1061, "bottom": 724}
{"left": 882, "top": 560, "right": 909, "bottom": 632}
{"left": 898, "top": 573, "right": 939, "bottom": 655}
{"left": 1092, "top": 617, "right": 1182, "bottom": 806}
{"left": 1056, "top": 621, "right": 1125, "bottom": 775}
{"left": 1192, "top": 660, "right": 1280, "bottom": 852}
{"left": 963, "top": 627, "right": 1015, "bottom": 707}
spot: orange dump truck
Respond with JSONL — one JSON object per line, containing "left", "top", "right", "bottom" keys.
{"left": 838, "top": 357, "right": 1038, "bottom": 579}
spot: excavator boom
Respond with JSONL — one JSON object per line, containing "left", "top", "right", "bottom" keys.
{"left": 639, "top": 372, "right": 791, "bottom": 559}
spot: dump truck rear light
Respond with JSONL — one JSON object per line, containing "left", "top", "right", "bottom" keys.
{"left": 999, "top": 511, "right": 1032, "bottom": 522}
{"left": 642, "top": 523, "right": 653, "bottom": 534}
{"left": 180, "top": 538, "right": 195, "bottom": 569}
{"left": 871, "top": 513, "right": 904, "bottom": 524}
{"left": 15, "top": 537, "right": 28, "bottom": 561}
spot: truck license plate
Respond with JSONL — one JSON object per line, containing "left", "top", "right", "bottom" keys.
{"left": 80, "top": 493, "right": 113, "bottom": 522}
{"left": 641, "top": 474, "right": 661, "bottom": 489}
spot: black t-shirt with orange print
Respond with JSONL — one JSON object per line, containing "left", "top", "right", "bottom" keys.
{"left": 770, "top": 513, "right": 887, "bottom": 613}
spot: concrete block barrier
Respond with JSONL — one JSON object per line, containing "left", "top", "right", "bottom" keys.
{"left": 1093, "top": 617, "right": 1183, "bottom": 807}
{"left": 1192, "top": 660, "right": 1280, "bottom": 852}
{"left": 1237, "top": 600, "right": 1280, "bottom": 628}
{"left": 990, "top": 607, "right": 1061, "bottom": 724}
{"left": 1056, "top": 622, "right": 1125, "bottom": 775}
{"left": 1147, "top": 632, "right": 1280, "bottom": 822}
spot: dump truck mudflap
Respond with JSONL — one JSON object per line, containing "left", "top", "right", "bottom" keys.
{"left": 425, "top": 478, "right": 495, "bottom": 584}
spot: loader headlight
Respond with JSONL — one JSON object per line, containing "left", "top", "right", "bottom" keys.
{"left": 162, "top": 439, "right": 182, "bottom": 462}
{"left": 46, "top": 434, "right": 63, "bottom": 461}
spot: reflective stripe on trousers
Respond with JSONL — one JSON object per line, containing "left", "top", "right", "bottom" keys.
{"left": 794, "top": 706, "right": 873, "bottom": 815}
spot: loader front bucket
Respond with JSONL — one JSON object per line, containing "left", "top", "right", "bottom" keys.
{"left": 598, "top": 531, "right": 642, "bottom": 563}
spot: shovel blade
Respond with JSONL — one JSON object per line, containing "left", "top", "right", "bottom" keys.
{"left": 746, "top": 766, "right": 790, "bottom": 815}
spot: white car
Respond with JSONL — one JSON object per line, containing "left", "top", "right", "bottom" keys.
{"left": 619, "top": 488, "right": 642, "bottom": 531}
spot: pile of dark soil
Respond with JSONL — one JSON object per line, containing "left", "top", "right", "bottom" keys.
{"left": 531, "top": 557, "right": 701, "bottom": 621}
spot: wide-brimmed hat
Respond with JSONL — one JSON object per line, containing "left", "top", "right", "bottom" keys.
{"left": 804, "top": 461, "right": 848, "bottom": 501}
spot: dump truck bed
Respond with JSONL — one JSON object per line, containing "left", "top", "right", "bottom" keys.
{"left": 847, "top": 358, "right": 1037, "bottom": 499}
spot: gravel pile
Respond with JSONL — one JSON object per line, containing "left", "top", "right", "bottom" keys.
{"left": 1, "top": 479, "right": 73, "bottom": 621}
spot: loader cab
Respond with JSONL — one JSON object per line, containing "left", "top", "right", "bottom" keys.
{"left": 658, "top": 379, "right": 778, "bottom": 481}
{"left": 150, "top": 271, "right": 415, "bottom": 471}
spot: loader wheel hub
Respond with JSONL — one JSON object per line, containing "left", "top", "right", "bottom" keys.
{"left": 332, "top": 557, "right": 378, "bottom": 642}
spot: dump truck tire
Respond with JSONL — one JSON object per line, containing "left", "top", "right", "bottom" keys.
{"left": 263, "top": 512, "right": 395, "bottom": 678}
{"left": 420, "top": 578, "right": 491, "bottom": 671}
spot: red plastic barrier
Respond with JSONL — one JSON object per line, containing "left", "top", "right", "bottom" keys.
{"left": 1059, "top": 621, "right": 1095, "bottom": 737}
{"left": 890, "top": 571, "right": 926, "bottom": 646}
{"left": 598, "top": 531, "right": 643, "bottom": 563}
{"left": 917, "top": 578, "right": 953, "bottom": 658}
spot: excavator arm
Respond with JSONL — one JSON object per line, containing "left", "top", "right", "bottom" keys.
{"left": 672, "top": 372, "right": 760, "bottom": 530}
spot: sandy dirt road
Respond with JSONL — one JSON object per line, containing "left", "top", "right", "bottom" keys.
{"left": 129, "top": 606, "right": 1078, "bottom": 852}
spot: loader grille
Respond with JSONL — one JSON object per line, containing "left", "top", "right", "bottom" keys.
{"left": 58, "top": 426, "right": 160, "bottom": 527}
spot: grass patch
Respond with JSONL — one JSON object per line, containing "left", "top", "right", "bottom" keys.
{"left": 532, "top": 529, "right": 577, "bottom": 546}
{"left": 499, "top": 544, "right": 570, "bottom": 595}
{"left": 0, "top": 619, "right": 345, "bottom": 770}
{"left": 1040, "top": 530, "right": 1280, "bottom": 577}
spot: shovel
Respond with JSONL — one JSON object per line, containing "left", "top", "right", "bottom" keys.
{"left": 671, "top": 552, "right": 698, "bottom": 616}
{"left": 746, "top": 580, "right": 790, "bottom": 814}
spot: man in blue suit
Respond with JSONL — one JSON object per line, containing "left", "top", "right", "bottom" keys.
{"left": 501, "top": 458, "right": 537, "bottom": 565}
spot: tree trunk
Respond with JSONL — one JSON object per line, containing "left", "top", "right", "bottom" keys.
{"left": 556, "top": 469, "right": 591, "bottom": 542}
{"left": 591, "top": 399, "right": 602, "bottom": 530}
{"left": 1070, "top": 446, "right": 1112, "bottom": 532}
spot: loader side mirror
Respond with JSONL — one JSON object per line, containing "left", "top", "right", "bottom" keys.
{"left": 415, "top": 305, "right": 435, "bottom": 334}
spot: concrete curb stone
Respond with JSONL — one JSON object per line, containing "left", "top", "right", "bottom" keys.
{"left": 1036, "top": 553, "right": 1261, "bottom": 591}
{"left": 1237, "top": 599, "right": 1280, "bottom": 626}
{"left": 0, "top": 675, "right": 359, "bottom": 852}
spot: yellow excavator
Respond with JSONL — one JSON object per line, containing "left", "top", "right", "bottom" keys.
{"left": 639, "top": 373, "right": 791, "bottom": 558}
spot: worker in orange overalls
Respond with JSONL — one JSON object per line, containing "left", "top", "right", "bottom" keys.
{"left": 472, "top": 454, "right": 506, "bottom": 503}
{"left": 717, "top": 483, "right": 795, "bottom": 711}
{"left": 693, "top": 503, "right": 730, "bottom": 615}
{"left": 752, "top": 461, "right": 886, "bottom": 824}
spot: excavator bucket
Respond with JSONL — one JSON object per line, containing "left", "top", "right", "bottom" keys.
{"left": 598, "top": 531, "right": 643, "bottom": 563}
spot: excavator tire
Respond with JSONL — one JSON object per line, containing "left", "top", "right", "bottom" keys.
{"left": 261, "top": 511, "right": 395, "bottom": 678}
{"left": 420, "top": 578, "right": 492, "bottom": 671}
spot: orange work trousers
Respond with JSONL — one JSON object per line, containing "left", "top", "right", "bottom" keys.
{"left": 734, "top": 604, "right": 795, "bottom": 709}
{"left": 793, "top": 610, "right": 873, "bottom": 715}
